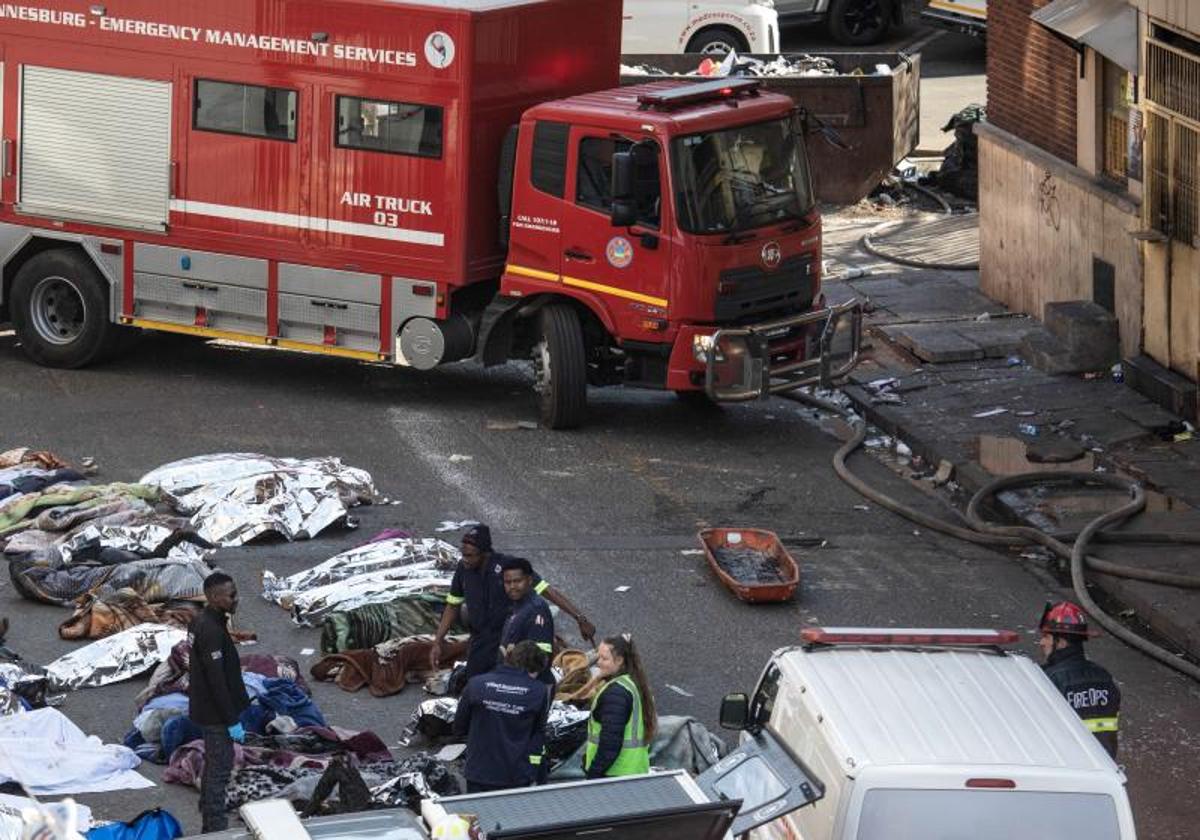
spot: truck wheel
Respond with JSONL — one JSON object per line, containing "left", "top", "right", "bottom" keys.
{"left": 10, "top": 249, "right": 119, "bottom": 368}
{"left": 532, "top": 304, "right": 587, "bottom": 430}
{"left": 828, "top": 0, "right": 891, "bottom": 46}
{"left": 686, "top": 27, "right": 749, "bottom": 56}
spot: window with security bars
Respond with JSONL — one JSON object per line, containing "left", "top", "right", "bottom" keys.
{"left": 1101, "top": 59, "right": 1131, "bottom": 184}
{"left": 1146, "top": 28, "right": 1200, "bottom": 248}
{"left": 1175, "top": 122, "right": 1199, "bottom": 246}
{"left": 1147, "top": 39, "right": 1200, "bottom": 123}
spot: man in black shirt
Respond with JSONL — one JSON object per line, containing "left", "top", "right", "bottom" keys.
{"left": 189, "top": 572, "right": 250, "bottom": 832}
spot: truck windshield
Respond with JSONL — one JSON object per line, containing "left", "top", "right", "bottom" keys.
{"left": 671, "top": 116, "right": 813, "bottom": 234}
{"left": 857, "top": 789, "right": 1121, "bottom": 840}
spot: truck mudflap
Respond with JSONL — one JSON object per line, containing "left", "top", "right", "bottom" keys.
{"left": 703, "top": 297, "right": 864, "bottom": 401}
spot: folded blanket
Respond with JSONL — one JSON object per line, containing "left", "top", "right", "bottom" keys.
{"left": 311, "top": 636, "right": 468, "bottom": 697}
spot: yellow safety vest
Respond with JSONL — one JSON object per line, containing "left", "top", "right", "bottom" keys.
{"left": 583, "top": 674, "right": 650, "bottom": 776}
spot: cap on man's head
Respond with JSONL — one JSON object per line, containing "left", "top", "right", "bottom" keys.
{"left": 500, "top": 556, "right": 534, "bottom": 577}
{"left": 462, "top": 524, "right": 492, "bottom": 552}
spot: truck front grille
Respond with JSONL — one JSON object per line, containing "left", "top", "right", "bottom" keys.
{"left": 716, "top": 255, "right": 815, "bottom": 322}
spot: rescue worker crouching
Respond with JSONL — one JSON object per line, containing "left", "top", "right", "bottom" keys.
{"left": 452, "top": 640, "right": 551, "bottom": 793}
{"left": 1039, "top": 601, "right": 1121, "bottom": 758}
{"left": 584, "top": 634, "right": 655, "bottom": 779}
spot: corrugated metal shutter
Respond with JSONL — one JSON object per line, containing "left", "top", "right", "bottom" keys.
{"left": 20, "top": 66, "right": 171, "bottom": 231}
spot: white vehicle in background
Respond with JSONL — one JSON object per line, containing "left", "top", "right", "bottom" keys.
{"left": 774, "top": 0, "right": 901, "bottom": 45}
{"left": 621, "top": 0, "right": 781, "bottom": 55}
{"left": 921, "top": 0, "right": 986, "bottom": 36}
{"left": 720, "top": 628, "right": 1137, "bottom": 840}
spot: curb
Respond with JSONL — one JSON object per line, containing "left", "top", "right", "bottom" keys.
{"left": 840, "top": 383, "right": 1200, "bottom": 662}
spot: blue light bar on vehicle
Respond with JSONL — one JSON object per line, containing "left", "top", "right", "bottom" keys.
{"left": 637, "top": 78, "right": 762, "bottom": 111}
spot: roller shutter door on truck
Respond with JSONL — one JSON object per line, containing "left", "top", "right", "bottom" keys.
{"left": 19, "top": 66, "right": 171, "bottom": 231}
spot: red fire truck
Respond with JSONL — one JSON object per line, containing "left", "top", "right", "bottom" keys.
{"left": 0, "top": 0, "right": 860, "bottom": 428}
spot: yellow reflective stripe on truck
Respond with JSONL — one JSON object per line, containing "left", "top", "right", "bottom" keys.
{"left": 1085, "top": 716, "right": 1120, "bottom": 733}
{"left": 506, "top": 263, "right": 669, "bottom": 308}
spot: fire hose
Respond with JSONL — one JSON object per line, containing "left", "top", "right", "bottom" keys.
{"left": 781, "top": 388, "right": 1200, "bottom": 683}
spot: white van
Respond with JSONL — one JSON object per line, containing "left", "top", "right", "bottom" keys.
{"left": 622, "top": 0, "right": 780, "bottom": 55}
{"left": 720, "top": 628, "right": 1137, "bottom": 840}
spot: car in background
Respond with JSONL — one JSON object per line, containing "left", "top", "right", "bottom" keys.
{"left": 774, "top": 0, "right": 900, "bottom": 45}
{"left": 621, "top": 0, "right": 780, "bottom": 55}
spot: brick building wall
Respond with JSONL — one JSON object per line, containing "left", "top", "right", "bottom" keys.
{"left": 987, "top": 0, "right": 1079, "bottom": 164}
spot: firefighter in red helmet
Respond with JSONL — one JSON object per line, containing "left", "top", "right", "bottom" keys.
{"left": 1039, "top": 601, "right": 1121, "bottom": 758}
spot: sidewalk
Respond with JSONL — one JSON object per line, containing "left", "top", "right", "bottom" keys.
{"left": 819, "top": 206, "right": 1200, "bottom": 660}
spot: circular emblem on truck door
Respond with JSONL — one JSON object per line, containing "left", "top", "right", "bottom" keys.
{"left": 761, "top": 241, "right": 783, "bottom": 270}
{"left": 425, "top": 32, "right": 456, "bottom": 69}
{"left": 606, "top": 236, "right": 634, "bottom": 269}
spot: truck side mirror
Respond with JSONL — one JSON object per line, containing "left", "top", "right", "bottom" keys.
{"left": 611, "top": 151, "right": 634, "bottom": 200}
{"left": 720, "top": 692, "right": 750, "bottom": 730}
{"left": 611, "top": 199, "right": 638, "bottom": 227}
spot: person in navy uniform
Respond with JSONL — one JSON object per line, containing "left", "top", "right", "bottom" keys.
{"left": 453, "top": 640, "right": 551, "bottom": 793}
{"left": 499, "top": 556, "right": 556, "bottom": 685}
{"left": 1039, "top": 601, "right": 1122, "bottom": 758}
{"left": 430, "top": 524, "right": 592, "bottom": 692}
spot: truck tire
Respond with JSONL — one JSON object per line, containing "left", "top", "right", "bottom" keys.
{"left": 827, "top": 0, "right": 891, "bottom": 46}
{"left": 10, "top": 249, "right": 120, "bottom": 368}
{"left": 532, "top": 304, "right": 587, "bottom": 430}
{"left": 685, "top": 27, "right": 749, "bottom": 56}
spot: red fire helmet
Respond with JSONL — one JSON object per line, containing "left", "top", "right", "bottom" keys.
{"left": 1039, "top": 601, "right": 1092, "bottom": 637}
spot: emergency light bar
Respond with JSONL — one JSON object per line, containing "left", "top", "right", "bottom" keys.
{"left": 637, "top": 78, "right": 762, "bottom": 111}
{"left": 801, "top": 628, "right": 1021, "bottom": 647}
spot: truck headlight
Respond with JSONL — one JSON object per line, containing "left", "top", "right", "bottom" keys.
{"left": 693, "top": 333, "right": 723, "bottom": 363}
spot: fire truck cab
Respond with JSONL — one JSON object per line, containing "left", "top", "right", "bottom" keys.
{"left": 0, "top": 0, "right": 859, "bottom": 428}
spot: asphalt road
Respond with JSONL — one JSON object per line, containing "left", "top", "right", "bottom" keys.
{"left": 0, "top": 312, "right": 1198, "bottom": 837}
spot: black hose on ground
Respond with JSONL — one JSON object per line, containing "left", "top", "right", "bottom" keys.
{"left": 781, "top": 388, "right": 1200, "bottom": 682}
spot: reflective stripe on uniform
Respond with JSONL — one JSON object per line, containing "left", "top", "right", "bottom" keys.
{"left": 529, "top": 754, "right": 543, "bottom": 765}
{"left": 536, "top": 642, "right": 553, "bottom": 653}
{"left": 1085, "top": 716, "right": 1119, "bottom": 733}
{"left": 445, "top": 594, "right": 465, "bottom": 605}
{"left": 534, "top": 580, "right": 550, "bottom": 595}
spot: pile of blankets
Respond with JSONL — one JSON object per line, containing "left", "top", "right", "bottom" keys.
{"left": 262, "top": 534, "right": 459, "bottom": 626}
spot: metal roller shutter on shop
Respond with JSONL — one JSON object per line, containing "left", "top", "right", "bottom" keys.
{"left": 19, "top": 66, "right": 171, "bottom": 231}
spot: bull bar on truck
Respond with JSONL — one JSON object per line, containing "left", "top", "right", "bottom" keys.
{"left": 703, "top": 298, "right": 864, "bottom": 401}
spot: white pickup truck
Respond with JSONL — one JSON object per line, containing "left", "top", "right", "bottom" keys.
{"left": 621, "top": 0, "right": 781, "bottom": 55}
{"left": 720, "top": 628, "right": 1136, "bottom": 839}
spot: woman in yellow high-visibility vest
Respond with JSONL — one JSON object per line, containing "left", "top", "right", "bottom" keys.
{"left": 583, "top": 634, "right": 656, "bottom": 778}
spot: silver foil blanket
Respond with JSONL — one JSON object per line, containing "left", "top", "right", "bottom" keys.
{"left": 140, "top": 454, "right": 376, "bottom": 546}
{"left": 44, "top": 623, "right": 186, "bottom": 691}
{"left": 262, "top": 537, "right": 459, "bottom": 609}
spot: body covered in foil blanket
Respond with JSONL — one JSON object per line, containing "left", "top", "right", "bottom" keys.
{"left": 289, "top": 571, "right": 452, "bottom": 627}
{"left": 140, "top": 453, "right": 375, "bottom": 546}
{"left": 45, "top": 623, "right": 186, "bottom": 691}
{"left": 263, "top": 537, "right": 459, "bottom": 608}
{"left": 10, "top": 557, "right": 212, "bottom": 608}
